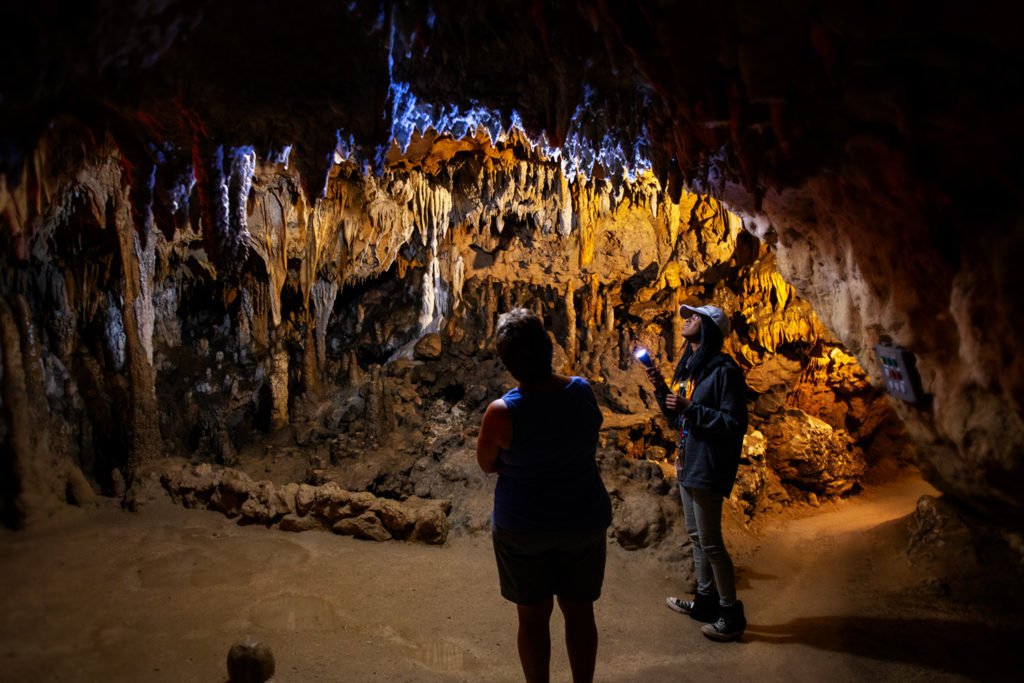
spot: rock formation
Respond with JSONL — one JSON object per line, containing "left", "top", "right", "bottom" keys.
{"left": 0, "top": 124, "right": 905, "bottom": 543}
{"left": 1, "top": 2, "right": 1021, "bottom": 562}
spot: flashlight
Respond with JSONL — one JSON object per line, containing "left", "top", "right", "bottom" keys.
{"left": 633, "top": 347, "right": 653, "bottom": 368}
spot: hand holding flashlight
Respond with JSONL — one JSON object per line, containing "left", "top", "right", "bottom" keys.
{"left": 635, "top": 347, "right": 668, "bottom": 396}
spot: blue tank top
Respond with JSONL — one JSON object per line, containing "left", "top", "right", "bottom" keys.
{"left": 493, "top": 376, "right": 612, "bottom": 532}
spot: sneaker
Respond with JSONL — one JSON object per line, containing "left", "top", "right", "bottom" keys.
{"left": 701, "top": 600, "right": 746, "bottom": 642}
{"left": 665, "top": 592, "right": 718, "bottom": 622}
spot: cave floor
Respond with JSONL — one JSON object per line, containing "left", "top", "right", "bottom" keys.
{"left": 0, "top": 471, "right": 1017, "bottom": 682}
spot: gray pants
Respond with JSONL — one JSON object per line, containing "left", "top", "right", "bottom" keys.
{"left": 679, "top": 483, "right": 737, "bottom": 606}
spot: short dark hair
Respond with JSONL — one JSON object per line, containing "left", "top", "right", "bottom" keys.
{"left": 496, "top": 308, "right": 553, "bottom": 384}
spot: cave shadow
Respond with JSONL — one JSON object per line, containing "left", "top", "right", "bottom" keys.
{"left": 743, "top": 614, "right": 1022, "bottom": 679}
{"left": 733, "top": 565, "right": 778, "bottom": 591}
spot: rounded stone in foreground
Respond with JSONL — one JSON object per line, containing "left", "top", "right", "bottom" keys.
{"left": 227, "top": 636, "right": 275, "bottom": 683}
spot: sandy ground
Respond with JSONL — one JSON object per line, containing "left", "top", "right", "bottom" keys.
{"left": 1, "top": 470, "right": 1019, "bottom": 682}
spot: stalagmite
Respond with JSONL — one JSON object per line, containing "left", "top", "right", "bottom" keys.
{"left": 0, "top": 297, "right": 31, "bottom": 527}
{"left": 302, "top": 322, "right": 318, "bottom": 394}
{"left": 604, "top": 294, "right": 615, "bottom": 337}
{"left": 103, "top": 165, "right": 162, "bottom": 481}
{"left": 565, "top": 281, "right": 577, "bottom": 365}
{"left": 0, "top": 295, "right": 72, "bottom": 524}
{"left": 311, "top": 279, "right": 339, "bottom": 373}
{"left": 484, "top": 281, "right": 497, "bottom": 343}
{"left": 671, "top": 289, "right": 684, "bottom": 362}
{"left": 135, "top": 219, "right": 157, "bottom": 363}
{"left": 269, "top": 344, "right": 290, "bottom": 430}
{"left": 365, "top": 365, "right": 386, "bottom": 440}
{"left": 451, "top": 254, "right": 465, "bottom": 313}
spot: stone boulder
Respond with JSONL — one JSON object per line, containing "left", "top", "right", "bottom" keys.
{"left": 731, "top": 429, "right": 768, "bottom": 514}
{"left": 372, "top": 498, "right": 415, "bottom": 536}
{"left": 333, "top": 512, "right": 392, "bottom": 541}
{"left": 155, "top": 463, "right": 451, "bottom": 544}
{"left": 612, "top": 491, "right": 668, "bottom": 549}
{"left": 414, "top": 332, "right": 443, "bottom": 360}
{"left": 407, "top": 498, "right": 452, "bottom": 544}
{"left": 745, "top": 355, "right": 803, "bottom": 394}
{"left": 212, "top": 468, "right": 256, "bottom": 517}
{"left": 278, "top": 513, "right": 324, "bottom": 532}
{"left": 762, "top": 409, "right": 866, "bottom": 496}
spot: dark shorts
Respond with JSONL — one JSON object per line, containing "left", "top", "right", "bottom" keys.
{"left": 492, "top": 525, "right": 608, "bottom": 605}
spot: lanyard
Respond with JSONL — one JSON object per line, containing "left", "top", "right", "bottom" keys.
{"left": 677, "top": 378, "right": 695, "bottom": 444}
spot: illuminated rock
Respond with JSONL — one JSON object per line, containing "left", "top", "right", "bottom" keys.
{"left": 763, "top": 409, "right": 867, "bottom": 496}
{"left": 414, "top": 332, "right": 443, "bottom": 360}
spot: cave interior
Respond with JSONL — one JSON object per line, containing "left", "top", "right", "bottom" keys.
{"left": 1, "top": 1, "right": 1024, "bottom": 678}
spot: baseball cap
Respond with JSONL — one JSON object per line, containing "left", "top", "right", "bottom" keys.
{"left": 679, "top": 304, "right": 731, "bottom": 335}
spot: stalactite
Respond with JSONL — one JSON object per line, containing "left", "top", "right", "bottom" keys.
{"left": 193, "top": 145, "right": 251, "bottom": 272}
{"left": 741, "top": 250, "right": 827, "bottom": 353}
{"left": 311, "top": 279, "right": 339, "bottom": 373}
{"left": 0, "top": 136, "right": 62, "bottom": 260}
{"left": 239, "top": 273, "right": 271, "bottom": 353}
{"left": 419, "top": 253, "right": 443, "bottom": 333}
{"left": 307, "top": 182, "right": 349, "bottom": 292}
{"left": 247, "top": 187, "right": 289, "bottom": 328}
{"left": 575, "top": 180, "right": 598, "bottom": 268}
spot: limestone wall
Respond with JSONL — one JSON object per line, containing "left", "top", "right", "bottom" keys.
{"left": 0, "top": 126, "right": 905, "bottom": 542}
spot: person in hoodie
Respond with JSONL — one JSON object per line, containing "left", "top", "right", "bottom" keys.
{"left": 643, "top": 303, "right": 749, "bottom": 642}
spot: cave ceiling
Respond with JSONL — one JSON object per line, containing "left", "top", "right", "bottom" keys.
{"left": 2, "top": 1, "right": 1024, "bottom": 531}
{"left": 5, "top": 1, "right": 1019, "bottom": 205}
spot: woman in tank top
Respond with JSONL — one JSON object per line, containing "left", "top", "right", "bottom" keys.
{"left": 477, "top": 308, "right": 611, "bottom": 683}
